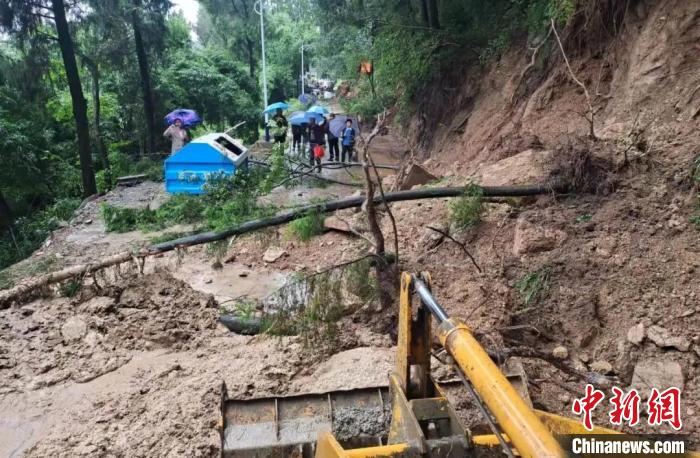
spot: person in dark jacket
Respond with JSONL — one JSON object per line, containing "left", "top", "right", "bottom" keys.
{"left": 307, "top": 117, "right": 325, "bottom": 172}
{"left": 340, "top": 118, "right": 356, "bottom": 162}
{"left": 325, "top": 113, "right": 339, "bottom": 161}
{"left": 291, "top": 124, "right": 303, "bottom": 153}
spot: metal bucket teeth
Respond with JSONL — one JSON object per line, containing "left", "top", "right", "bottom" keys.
{"left": 221, "top": 385, "right": 389, "bottom": 457}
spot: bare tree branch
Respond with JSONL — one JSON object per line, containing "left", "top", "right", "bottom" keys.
{"left": 551, "top": 19, "right": 597, "bottom": 139}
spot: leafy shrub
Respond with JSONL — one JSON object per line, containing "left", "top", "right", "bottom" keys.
{"left": 345, "top": 257, "right": 378, "bottom": 303}
{"left": 286, "top": 210, "right": 325, "bottom": 242}
{"left": 0, "top": 198, "right": 80, "bottom": 270}
{"left": 449, "top": 184, "right": 484, "bottom": 230}
{"left": 101, "top": 204, "right": 152, "bottom": 233}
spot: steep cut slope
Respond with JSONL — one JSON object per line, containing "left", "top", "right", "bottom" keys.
{"left": 383, "top": 0, "right": 700, "bottom": 441}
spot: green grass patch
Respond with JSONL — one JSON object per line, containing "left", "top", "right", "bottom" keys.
{"left": 575, "top": 214, "right": 592, "bottom": 224}
{"left": 102, "top": 165, "right": 280, "bottom": 236}
{"left": 515, "top": 266, "right": 551, "bottom": 307}
{"left": 59, "top": 279, "right": 81, "bottom": 297}
{"left": 0, "top": 255, "right": 60, "bottom": 290}
{"left": 286, "top": 210, "right": 325, "bottom": 242}
{"left": 449, "top": 184, "right": 484, "bottom": 230}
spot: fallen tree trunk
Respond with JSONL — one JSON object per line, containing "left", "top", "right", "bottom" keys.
{"left": 0, "top": 183, "right": 564, "bottom": 307}
{"left": 0, "top": 251, "right": 137, "bottom": 308}
{"left": 151, "top": 183, "right": 562, "bottom": 252}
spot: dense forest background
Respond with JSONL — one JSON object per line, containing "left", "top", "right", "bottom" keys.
{"left": 0, "top": 0, "right": 575, "bottom": 269}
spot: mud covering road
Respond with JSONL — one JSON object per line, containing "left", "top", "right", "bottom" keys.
{"left": 0, "top": 272, "right": 394, "bottom": 457}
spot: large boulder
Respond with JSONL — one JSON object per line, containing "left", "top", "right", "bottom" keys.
{"left": 478, "top": 149, "right": 553, "bottom": 187}
{"left": 512, "top": 216, "right": 567, "bottom": 255}
{"left": 399, "top": 164, "right": 438, "bottom": 190}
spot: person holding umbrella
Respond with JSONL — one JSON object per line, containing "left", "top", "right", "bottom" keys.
{"left": 270, "top": 108, "right": 288, "bottom": 144}
{"left": 164, "top": 109, "right": 202, "bottom": 155}
{"left": 325, "top": 113, "right": 339, "bottom": 161}
{"left": 163, "top": 118, "right": 189, "bottom": 155}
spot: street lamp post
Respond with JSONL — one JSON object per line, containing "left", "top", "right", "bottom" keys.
{"left": 300, "top": 42, "right": 304, "bottom": 95}
{"left": 254, "top": 0, "right": 270, "bottom": 141}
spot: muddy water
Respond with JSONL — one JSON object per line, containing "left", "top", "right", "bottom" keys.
{"left": 0, "top": 349, "right": 181, "bottom": 458}
{"left": 171, "top": 257, "right": 287, "bottom": 303}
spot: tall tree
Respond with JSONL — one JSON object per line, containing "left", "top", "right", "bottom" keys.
{"left": 51, "top": 0, "right": 97, "bottom": 196}
{"left": 199, "top": 0, "right": 259, "bottom": 78}
{"left": 0, "top": 0, "right": 97, "bottom": 197}
{"left": 427, "top": 0, "right": 440, "bottom": 29}
{"left": 130, "top": 0, "right": 157, "bottom": 156}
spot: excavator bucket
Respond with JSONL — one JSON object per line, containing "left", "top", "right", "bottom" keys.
{"left": 220, "top": 383, "right": 390, "bottom": 457}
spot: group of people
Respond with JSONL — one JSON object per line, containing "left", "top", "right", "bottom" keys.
{"left": 270, "top": 109, "right": 357, "bottom": 173}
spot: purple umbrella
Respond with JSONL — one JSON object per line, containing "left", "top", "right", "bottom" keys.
{"left": 165, "top": 109, "right": 202, "bottom": 128}
{"left": 329, "top": 115, "right": 360, "bottom": 138}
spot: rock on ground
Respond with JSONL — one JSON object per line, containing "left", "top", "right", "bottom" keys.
{"left": 512, "top": 216, "right": 567, "bottom": 256}
{"left": 631, "top": 359, "right": 684, "bottom": 392}
{"left": 478, "top": 149, "right": 553, "bottom": 187}
{"left": 262, "top": 247, "right": 287, "bottom": 263}
{"left": 626, "top": 323, "right": 645, "bottom": 345}
{"left": 646, "top": 325, "right": 691, "bottom": 352}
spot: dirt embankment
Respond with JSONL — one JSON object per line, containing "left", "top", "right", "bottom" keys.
{"left": 376, "top": 0, "right": 700, "bottom": 441}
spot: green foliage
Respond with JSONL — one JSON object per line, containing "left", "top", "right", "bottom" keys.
{"left": 149, "top": 231, "right": 192, "bottom": 244}
{"left": 293, "top": 274, "right": 345, "bottom": 349}
{"left": 101, "top": 165, "right": 281, "bottom": 235}
{"left": 690, "top": 215, "right": 700, "bottom": 231}
{"left": 259, "top": 144, "right": 291, "bottom": 193}
{"left": 692, "top": 156, "right": 700, "bottom": 230}
{"left": 0, "top": 255, "right": 58, "bottom": 290}
{"left": 0, "top": 198, "right": 80, "bottom": 270}
{"left": 515, "top": 266, "right": 551, "bottom": 306}
{"left": 575, "top": 214, "right": 592, "bottom": 224}
{"left": 286, "top": 210, "right": 325, "bottom": 242}
{"left": 524, "top": 0, "right": 575, "bottom": 32}
{"left": 449, "top": 184, "right": 484, "bottom": 230}
{"left": 220, "top": 298, "right": 258, "bottom": 319}
{"left": 59, "top": 280, "right": 81, "bottom": 297}
{"left": 101, "top": 204, "right": 151, "bottom": 233}
{"left": 345, "top": 257, "right": 378, "bottom": 303}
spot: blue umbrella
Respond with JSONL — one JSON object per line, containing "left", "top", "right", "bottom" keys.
{"left": 263, "top": 101, "right": 289, "bottom": 114}
{"left": 298, "top": 93, "right": 317, "bottom": 105}
{"left": 308, "top": 105, "right": 329, "bottom": 115}
{"left": 165, "top": 108, "right": 202, "bottom": 128}
{"left": 289, "top": 111, "right": 324, "bottom": 126}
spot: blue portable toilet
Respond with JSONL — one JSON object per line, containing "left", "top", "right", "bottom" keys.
{"left": 164, "top": 133, "right": 249, "bottom": 194}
